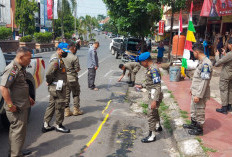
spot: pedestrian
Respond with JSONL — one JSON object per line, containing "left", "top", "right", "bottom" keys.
{"left": 87, "top": 41, "right": 99, "bottom": 91}
{"left": 135, "top": 52, "right": 163, "bottom": 143}
{"left": 183, "top": 43, "right": 212, "bottom": 135}
{"left": 215, "top": 37, "right": 232, "bottom": 114}
{"left": 203, "top": 38, "right": 210, "bottom": 58}
{"left": 217, "top": 37, "right": 224, "bottom": 58}
{"left": 0, "top": 47, "right": 34, "bottom": 157}
{"left": 76, "top": 38, "right": 81, "bottom": 50}
{"left": 42, "top": 42, "right": 70, "bottom": 133}
{"left": 147, "top": 39, "right": 152, "bottom": 52}
{"left": 62, "top": 42, "right": 83, "bottom": 117}
{"left": 157, "top": 42, "right": 165, "bottom": 64}
{"left": 118, "top": 62, "right": 141, "bottom": 87}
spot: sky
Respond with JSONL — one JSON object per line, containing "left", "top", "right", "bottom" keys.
{"left": 76, "top": 0, "right": 107, "bottom": 17}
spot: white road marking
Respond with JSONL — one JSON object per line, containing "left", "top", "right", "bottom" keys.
{"left": 78, "top": 55, "right": 111, "bottom": 78}
{"left": 104, "top": 70, "right": 114, "bottom": 77}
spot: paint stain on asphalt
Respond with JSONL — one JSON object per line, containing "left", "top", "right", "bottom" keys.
{"left": 107, "top": 126, "right": 138, "bottom": 157}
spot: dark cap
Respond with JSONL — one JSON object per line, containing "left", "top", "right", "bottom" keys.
{"left": 193, "top": 43, "right": 204, "bottom": 53}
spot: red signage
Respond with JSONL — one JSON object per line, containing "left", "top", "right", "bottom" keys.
{"left": 201, "top": 0, "right": 232, "bottom": 17}
{"left": 47, "top": 0, "right": 53, "bottom": 19}
{"left": 158, "top": 20, "right": 165, "bottom": 36}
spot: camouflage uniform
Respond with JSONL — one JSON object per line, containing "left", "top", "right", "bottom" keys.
{"left": 123, "top": 62, "right": 141, "bottom": 82}
{"left": 191, "top": 57, "right": 212, "bottom": 126}
{"left": 215, "top": 51, "right": 232, "bottom": 107}
{"left": 43, "top": 53, "right": 67, "bottom": 125}
{"left": 143, "top": 64, "right": 163, "bottom": 132}
{"left": 0, "top": 60, "right": 30, "bottom": 157}
{"left": 62, "top": 53, "right": 81, "bottom": 109}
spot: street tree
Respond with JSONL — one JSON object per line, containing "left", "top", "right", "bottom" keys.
{"left": 97, "top": 14, "right": 106, "bottom": 21}
{"left": 15, "top": 0, "right": 38, "bottom": 36}
{"left": 103, "top": 0, "right": 161, "bottom": 51}
{"left": 161, "top": 0, "right": 186, "bottom": 59}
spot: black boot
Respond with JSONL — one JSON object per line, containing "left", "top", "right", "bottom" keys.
{"left": 188, "top": 124, "right": 203, "bottom": 136}
{"left": 127, "top": 81, "right": 132, "bottom": 84}
{"left": 55, "top": 124, "right": 70, "bottom": 133}
{"left": 42, "top": 122, "right": 55, "bottom": 133}
{"left": 22, "top": 149, "right": 32, "bottom": 156}
{"left": 216, "top": 106, "right": 228, "bottom": 114}
{"left": 156, "top": 126, "right": 163, "bottom": 132}
{"left": 129, "top": 81, "right": 135, "bottom": 87}
{"left": 183, "top": 118, "right": 197, "bottom": 129}
{"left": 141, "top": 131, "right": 156, "bottom": 143}
{"left": 228, "top": 104, "right": 232, "bottom": 112}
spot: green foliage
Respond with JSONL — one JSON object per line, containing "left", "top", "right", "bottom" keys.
{"left": 15, "top": 0, "right": 38, "bottom": 35}
{"left": 185, "top": 119, "right": 191, "bottom": 125}
{"left": 141, "top": 103, "right": 148, "bottom": 109}
{"left": 161, "top": 0, "right": 186, "bottom": 13}
{"left": 34, "top": 32, "right": 53, "bottom": 43}
{"left": 55, "top": 37, "right": 62, "bottom": 41}
{"left": 0, "top": 27, "right": 12, "bottom": 40}
{"left": 102, "top": 20, "right": 119, "bottom": 35}
{"left": 103, "top": 0, "right": 161, "bottom": 38}
{"left": 20, "top": 35, "right": 33, "bottom": 42}
{"left": 97, "top": 14, "right": 106, "bottom": 21}
{"left": 195, "top": 137, "right": 217, "bottom": 153}
{"left": 64, "top": 32, "right": 72, "bottom": 39}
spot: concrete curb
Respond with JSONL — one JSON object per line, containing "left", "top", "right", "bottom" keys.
{"left": 159, "top": 68, "right": 206, "bottom": 157}
{"left": 32, "top": 47, "right": 57, "bottom": 54}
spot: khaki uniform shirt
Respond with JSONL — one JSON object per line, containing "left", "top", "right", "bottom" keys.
{"left": 123, "top": 62, "right": 141, "bottom": 75}
{"left": 191, "top": 57, "right": 212, "bottom": 99}
{"left": 62, "top": 53, "right": 80, "bottom": 82}
{"left": 215, "top": 51, "right": 232, "bottom": 79}
{"left": 0, "top": 60, "right": 30, "bottom": 109}
{"left": 46, "top": 53, "right": 67, "bottom": 85}
{"left": 143, "top": 64, "right": 162, "bottom": 101}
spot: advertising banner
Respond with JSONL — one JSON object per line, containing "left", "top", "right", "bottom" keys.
{"left": 158, "top": 20, "right": 165, "bottom": 36}
{"left": 40, "top": 1, "right": 44, "bottom": 26}
{"left": 201, "top": 0, "right": 232, "bottom": 17}
{"left": 47, "top": 0, "right": 53, "bottom": 19}
{"left": 54, "top": 0, "right": 58, "bottom": 19}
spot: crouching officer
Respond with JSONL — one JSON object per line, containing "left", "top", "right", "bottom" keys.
{"left": 0, "top": 47, "right": 34, "bottom": 157}
{"left": 42, "top": 43, "right": 70, "bottom": 133}
{"left": 215, "top": 37, "right": 232, "bottom": 114}
{"left": 135, "top": 52, "right": 163, "bottom": 143}
{"left": 118, "top": 62, "right": 141, "bottom": 87}
{"left": 183, "top": 43, "right": 212, "bottom": 135}
{"left": 62, "top": 42, "right": 83, "bottom": 117}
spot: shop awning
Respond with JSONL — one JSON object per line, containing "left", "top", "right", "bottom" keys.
{"left": 165, "top": 25, "right": 188, "bottom": 31}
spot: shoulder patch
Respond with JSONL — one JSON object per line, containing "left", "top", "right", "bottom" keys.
{"left": 150, "top": 68, "right": 161, "bottom": 84}
{"left": 201, "top": 63, "right": 211, "bottom": 80}
{"left": 8, "top": 75, "right": 14, "bottom": 81}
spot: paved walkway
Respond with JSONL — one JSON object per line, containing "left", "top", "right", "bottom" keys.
{"left": 162, "top": 74, "right": 232, "bottom": 157}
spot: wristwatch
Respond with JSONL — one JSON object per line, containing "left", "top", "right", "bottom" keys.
{"left": 8, "top": 104, "right": 13, "bottom": 108}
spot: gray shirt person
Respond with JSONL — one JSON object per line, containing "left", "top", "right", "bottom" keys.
{"left": 87, "top": 46, "right": 99, "bottom": 68}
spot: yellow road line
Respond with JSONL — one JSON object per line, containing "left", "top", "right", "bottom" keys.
{"left": 86, "top": 113, "right": 109, "bottom": 147}
{"left": 102, "top": 100, "right": 112, "bottom": 114}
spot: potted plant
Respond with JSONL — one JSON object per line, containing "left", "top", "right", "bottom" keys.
{"left": 34, "top": 32, "right": 54, "bottom": 49}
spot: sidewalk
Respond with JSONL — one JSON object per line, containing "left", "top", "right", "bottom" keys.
{"left": 161, "top": 68, "right": 232, "bottom": 156}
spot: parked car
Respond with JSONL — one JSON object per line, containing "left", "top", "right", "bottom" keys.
{"left": 111, "top": 37, "right": 141, "bottom": 60}
{"left": 0, "top": 48, "right": 45, "bottom": 128}
{"left": 109, "top": 38, "right": 124, "bottom": 52}
{"left": 109, "top": 34, "right": 116, "bottom": 38}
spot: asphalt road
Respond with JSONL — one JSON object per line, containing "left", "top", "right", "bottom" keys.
{"left": 0, "top": 33, "right": 177, "bottom": 157}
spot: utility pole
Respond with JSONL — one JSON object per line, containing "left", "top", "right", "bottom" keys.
{"left": 61, "top": 0, "right": 64, "bottom": 40}
{"left": 74, "top": 6, "right": 77, "bottom": 37}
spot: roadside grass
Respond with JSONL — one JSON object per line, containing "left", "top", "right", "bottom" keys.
{"left": 168, "top": 90, "right": 175, "bottom": 98}
{"left": 159, "top": 102, "right": 172, "bottom": 133}
{"left": 180, "top": 110, "right": 189, "bottom": 119}
{"left": 124, "top": 90, "right": 130, "bottom": 103}
{"left": 140, "top": 102, "right": 148, "bottom": 115}
{"left": 195, "top": 137, "right": 217, "bottom": 153}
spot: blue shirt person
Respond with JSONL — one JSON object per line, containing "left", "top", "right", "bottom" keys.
{"left": 203, "top": 40, "right": 210, "bottom": 58}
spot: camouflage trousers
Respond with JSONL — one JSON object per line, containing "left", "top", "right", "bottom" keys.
{"left": 148, "top": 99, "right": 161, "bottom": 132}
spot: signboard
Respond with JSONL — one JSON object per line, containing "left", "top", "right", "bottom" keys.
{"left": 201, "top": 0, "right": 232, "bottom": 17}
{"left": 158, "top": 20, "right": 165, "bottom": 36}
{"left": 47, "top": 0, "right": 53, "bottom": 19}
{"left": 40, "top": 1, "right": 44, "bottom": 26}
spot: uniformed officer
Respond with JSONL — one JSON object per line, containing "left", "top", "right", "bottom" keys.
{"left": 183, "top": 43, "right": 212, "bottom": 135}
{"left": 135, "top": 52, "right": 163, "bottom": 143}
{"left": 118, "top": 62, "right": 141, "bottom": 87}
{"left": 215, "top": 37, "right": 232, "bottom": 114}
{"left": 42, "top": 42, "right": 70, "bottom": 133}
{"left": 62, "top": 42, "right": 83, "bottom": 117}
{"left": 0, "top": 47, "right": 34, "bottom": 157}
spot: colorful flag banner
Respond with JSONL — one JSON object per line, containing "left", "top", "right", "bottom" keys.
{"left": 47, "top": 0, "right": 53, "bottom": 19}
{"left": 181, "top": 1, "right": 196, "bottom": 77}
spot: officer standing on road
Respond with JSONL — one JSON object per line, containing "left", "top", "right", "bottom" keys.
{"left": 0, "top": 47, "right": 34, "bottom": 157}
{"left": 42, "top": 42, "right": 70, "bottom": 133}
{"left": 215, "top": 37, "right": 232, "bottom": 114}
{"left": 135, "top": 52, "right": 163, "bottom": 143}
{"left": 183, "top": 43, "right": 212, "bottom": 135}
{"left": 62, "top": 42, "right": 83, "bottom": 117}
{"left": 87, "top": 41, "right": 99, "bottom": 91}
{"left": 118, "top": 62, "right": 141, "bottom": 87}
